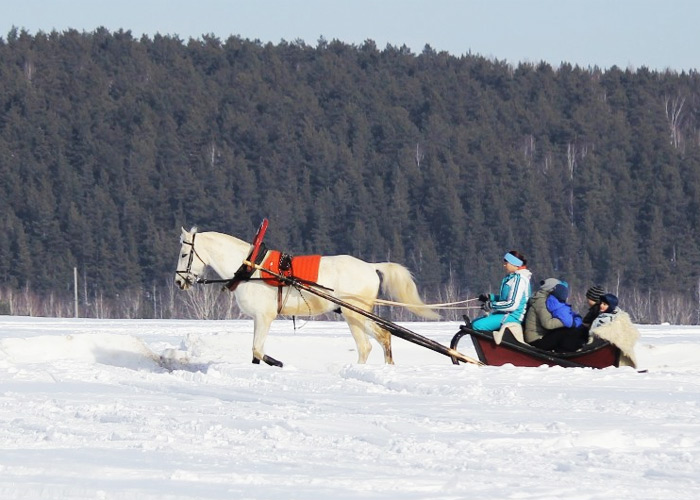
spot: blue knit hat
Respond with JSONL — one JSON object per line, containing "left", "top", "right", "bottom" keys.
{"left": 551, "top": 283, "right": 569, "bottom": 302}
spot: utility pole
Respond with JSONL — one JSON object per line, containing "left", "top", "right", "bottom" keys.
{"left": 74, "top": 267, "right": 79, "bottom": 318}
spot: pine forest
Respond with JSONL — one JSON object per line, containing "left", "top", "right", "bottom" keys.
{"left": 1, "top": 28, "right": 700, "bottom": 323}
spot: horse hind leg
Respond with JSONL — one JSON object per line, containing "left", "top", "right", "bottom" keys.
{"left": 370, "top": 322, "right": 394, "bottom": 365}
{"left": 344, "top": 310, "right": 394, "bottom": 365}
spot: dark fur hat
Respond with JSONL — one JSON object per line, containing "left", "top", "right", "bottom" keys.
{"left": 600, "top": 293, "right": 618, "bottom": 312}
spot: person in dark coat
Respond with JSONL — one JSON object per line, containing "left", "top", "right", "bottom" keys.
{"left": 588, "top": 293, "right": 640, "bottom": 367}
{"left": 581, "top": 285, "right": 605, "bottom": 330}
{"left": 590, "top": 293, "right": 619, "bottom": 329}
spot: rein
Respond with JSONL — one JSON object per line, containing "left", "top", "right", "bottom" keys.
{"left": 372, "top": 297, "right": 481, "bottom": 310}
{"left": 178, "top": 232, "right": 477, "bottom": 311}
{"left": 176, "top": 235, "right": 330, "bottom": 290}
{"left": 334, "top": 295, "right": 482, "bottom": 311}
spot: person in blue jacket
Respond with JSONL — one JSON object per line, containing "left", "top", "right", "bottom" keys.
{"left": 545, "top": 283, "right": 583, "bottom": 329}
{"left": 530, "top": 283, "right": 587, "bottom": 352}
{"left": 472, "top": 250, "right": 532, "bottom": 332}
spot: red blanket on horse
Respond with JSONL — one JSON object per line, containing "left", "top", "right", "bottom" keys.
{"left": 259, "top": 250, "right": 322, "bottom": 287}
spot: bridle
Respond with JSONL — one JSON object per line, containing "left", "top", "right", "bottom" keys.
{"left": 175, "top": 233, "right": 206, "bottom": 286}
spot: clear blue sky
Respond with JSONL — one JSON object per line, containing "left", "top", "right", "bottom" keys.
{"left": 1, "top": 0, "right": 698, "bottom": 72}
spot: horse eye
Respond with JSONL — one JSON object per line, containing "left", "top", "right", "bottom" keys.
{"left": 181, "top": 253, "right": 187, "bottom": 258}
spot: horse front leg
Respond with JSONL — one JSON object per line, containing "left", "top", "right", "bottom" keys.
{"left": 342, "top": 310, "right": 374, "bottom": 364}
{"left": 252, "top": 314, "right": 283, "bottom": 367}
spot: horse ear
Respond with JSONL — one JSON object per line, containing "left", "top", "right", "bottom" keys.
{"left": 190, "top": 226, "right": 198, "bottom": 234}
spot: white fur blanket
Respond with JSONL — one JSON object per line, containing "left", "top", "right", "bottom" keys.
{"left": 590, "top": 310, "right": 640, "bottom": 368}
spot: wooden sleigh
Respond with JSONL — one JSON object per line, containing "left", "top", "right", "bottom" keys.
{"left": 450, "top": 324, "right": 622, "bottom": 368}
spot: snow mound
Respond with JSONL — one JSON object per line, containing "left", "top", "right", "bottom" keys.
{"left": 0, "top": 333, "right": 162, "bottom": 370}
{"left": 636, "top": 342, "right": 700, "bottom": 370}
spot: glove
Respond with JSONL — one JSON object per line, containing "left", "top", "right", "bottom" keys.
{"left": 481, "top": 301, "right": 492, "bottom": 312}
{"left": 478, "top": 294, "right": 489, "bottom": 302}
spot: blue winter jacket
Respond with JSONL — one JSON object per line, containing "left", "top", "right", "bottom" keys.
{"left": 488, "top": 269, "right": 532, "bottom": 324}
{"left": 545, "top": 295, "right": 583, "bottom": 328}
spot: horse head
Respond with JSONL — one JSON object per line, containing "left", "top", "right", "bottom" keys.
{"left": 174, "top": 227, "right": 206, "bottom": 290}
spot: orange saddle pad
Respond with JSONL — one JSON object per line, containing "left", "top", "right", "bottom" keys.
{"left": 259, "top": 250, "right": 322, "bottom": 287}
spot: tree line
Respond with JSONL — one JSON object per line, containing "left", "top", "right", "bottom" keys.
{"left": 1, "top": 28, "right": 700, "bottom": 323}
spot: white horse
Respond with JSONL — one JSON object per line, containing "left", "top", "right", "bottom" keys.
{"left": 174, "top": 227, "right": 438, "bottom": 367}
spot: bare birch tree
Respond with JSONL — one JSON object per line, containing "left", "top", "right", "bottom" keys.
{"left": 566, "top": 143, "right": 576, "bottom": 225}
{"left": 664, "top": 94, "right": 685, "bottom": 150}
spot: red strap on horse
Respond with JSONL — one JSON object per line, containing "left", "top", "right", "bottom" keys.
{"left": 246, "top": 218, "right": 269, "bottom": 272}
{"left": 225, "top": 218, "right": 269, "bottom": 292}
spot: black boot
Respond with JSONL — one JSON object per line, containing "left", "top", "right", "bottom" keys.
{"left": 462, "top": 315, "right": 472, "bottom": 328}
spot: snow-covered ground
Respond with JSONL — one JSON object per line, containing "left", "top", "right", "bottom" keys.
{"left": 1, "top": 315, "right": 699, "bottom": 500}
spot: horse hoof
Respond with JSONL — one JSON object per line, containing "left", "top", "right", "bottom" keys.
{"left": 262, "top": 355, "right": 283, "bottom": 368}
{"left": 252, "top": 357, "right": 261, "bottom": 364}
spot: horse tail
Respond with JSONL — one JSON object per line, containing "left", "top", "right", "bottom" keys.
{"left": 374, "top": 263, "right": 440, "bottom": 320}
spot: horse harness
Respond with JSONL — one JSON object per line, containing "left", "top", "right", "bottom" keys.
{"left": 180, "top": 221, "right": 325, "bottom": 315}
{"left": 227, "top": 244, "right": 322, "bottom": 314}
{"left": 176, "top": 233, "right": 206, "bottom": 286}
